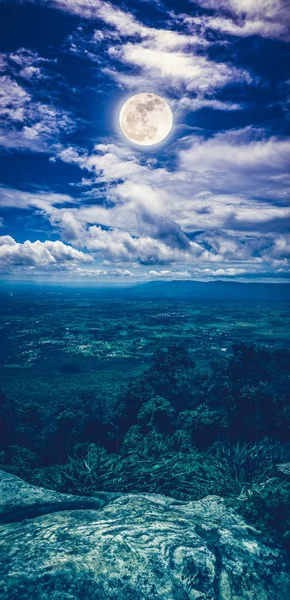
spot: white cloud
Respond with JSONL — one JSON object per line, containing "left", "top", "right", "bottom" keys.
{"left": 97, "top": 3, "right": 251, "bottom": 100}
{"left": 0, "top": 48, "right": 54, "bottom": 81}
{"left": 54, "top": 129, "right": 290, "bottom": 239}
{"left": 149, "top": 266, "right": 248, "bottom": 278}
{"left": 84, "top": 225, "right": 196, "bottom": 264}
{"left": 0, "top": 80, "right": 74, "bottom": 151}
{"left": 194, "top": 267, "right": 248, "bottom": 277}
{"left": 45, "top": 0, "right": 104, "bottom": 20}
{"left": 0, "top": 236, "right": 93, "bottom": 270}
{"left": 189, "top": 0, "right": 290, "bottom": 41}
{"left": 0, "top": 51, "right": 74, "bottom": 152}
{"left": 47, "top": 128, "right": 290, "bottom": 276}
{"left": 1, "top": 1, "right": 288, "bottom": 281}
{"left": 71, "top": 266, "right": 134, "bottom": 277}
{"left": 45, "top": 0, "right": 252, "bottom": 110}
{"left": 174, "top": 97, "right": 242, "bottom": 112}
{"left": 149, "top": 269, "right": 191, "bottom": 278}
{"left": 109, "top": 42, "right": 251, "bottom": 99}
{"left": 271, "top": 234, "right": 290, "bottom": 259}
{"left": 0, "top": 234, "right": 139, "bottom": 279}
{"left": 48, "top": 0, "right": 204, "bottom": 48}
{"left": 0, "top": 185, "right": 78, "bottom": 211}
{"left": 177, "top": 129, "right": 290, "bottom": 232}
{"left": 179, "top": 128, "right": 290, "bottom": 174}
{"left": 0, "top": 76, "right": 29, "bottom": 123}
{"left": 108, "top": 42, "right": 250, "bottom": 96}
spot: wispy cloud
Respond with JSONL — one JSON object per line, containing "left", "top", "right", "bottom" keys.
{"left": 107, "top": 42, "right": 250, "bottom": 95}
{"left": 0, "top": 185, "right": 78, "bottom": 210}
{"left": 188, "top": 0, "right": 290, "bottom": 41}
{"left": 53, "top": 0, "right": 252, "bottom": 110}
{"left": 46, "top": 0, "right": 290, "bottom": 42}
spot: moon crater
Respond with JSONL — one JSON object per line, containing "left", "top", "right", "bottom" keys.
{"left": 119, "top": 93, "right": 173, "bottom": 146}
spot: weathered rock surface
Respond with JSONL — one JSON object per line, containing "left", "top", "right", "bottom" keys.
{"left": 0, "top": 470, "right": 289, "bottom": 600}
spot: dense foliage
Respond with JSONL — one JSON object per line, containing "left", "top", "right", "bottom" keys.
{"left": 1, "top": 342, "right": 290, "bottom": 549}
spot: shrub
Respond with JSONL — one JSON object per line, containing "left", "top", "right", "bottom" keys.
{"left": 137, "top": 396, "right": 176, "bottom": 433}
{"left": 229, "top": 480, "right": 290, "bottom": 550}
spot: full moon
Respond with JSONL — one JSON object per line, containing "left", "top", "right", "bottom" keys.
{"left": 119, "top": 93, "right": 173, "bottom": 146}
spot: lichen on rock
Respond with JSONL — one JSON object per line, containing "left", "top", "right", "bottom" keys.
{"left": 0, "top": 470, "right": 289, "bottom": 599}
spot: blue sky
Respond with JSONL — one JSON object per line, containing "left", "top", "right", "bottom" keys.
{"left": 0, "top": 0, "right": 289, "bottom": 282}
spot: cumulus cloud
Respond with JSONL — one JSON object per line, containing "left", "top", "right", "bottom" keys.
{"left": 54, "top": 129, "right": 290, "bottom": 237}
{"left": 149, "top": 269, "right": 191, "bottom": 278}
{"left": 149, "top": 267, "right": 248, "bottom": 278}
{"left": 62, "top": 266, "right": 134, "bottom": 278}
{"left": 177, "top": 129, "right": 290, "bottom": 233}
{"left": 0, "top": 236, "right": 93, "bottom": 270}
{"left": 0, "top": 234, "right": 139, "bottom": 279}
{"left": 84, "top": 226, "right": 198, "bottom": 264}
{"left": 47, "top": 128, "right": 290, "bottom": 276}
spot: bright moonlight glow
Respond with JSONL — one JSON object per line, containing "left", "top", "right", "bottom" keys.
{"left": 119, "top": 93, "right": 173, "bottom": 146}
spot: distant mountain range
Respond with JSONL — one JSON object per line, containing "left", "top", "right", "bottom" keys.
{"left": 1, "top": 279, "right": 290, "bottom": 301}
{"left": 131, "top": 280, "right": 290, "bottom": 301}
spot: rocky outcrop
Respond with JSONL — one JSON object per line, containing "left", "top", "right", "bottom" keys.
{"left": 0, "top": 470, "right": 289, "bottom": 600}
